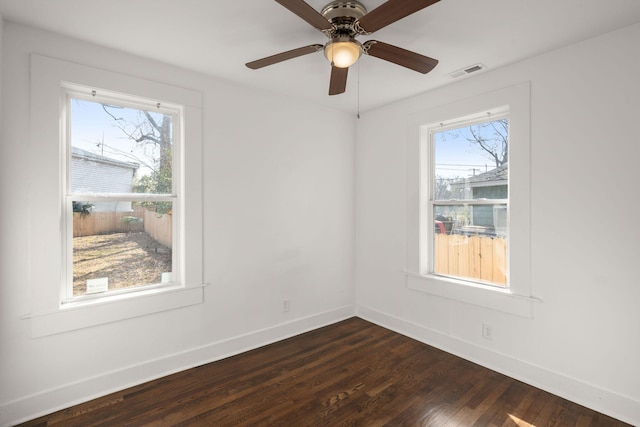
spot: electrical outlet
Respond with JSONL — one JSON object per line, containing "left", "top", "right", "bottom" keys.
{"left": 282, "top": 299, "right": 290, "bottom": 313}
{"left": 482, "top": 323, "right": 493, "bottom": 340}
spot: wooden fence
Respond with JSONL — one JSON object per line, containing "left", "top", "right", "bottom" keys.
{"left": 73, "top": 207, "right": 172, "bottom": 247}
{"left": 142, "top": 209, "right": 172, "bottom": 248}
{"left": 434, "top": 234, "right": 507, "bottom": 285}
{"left": 73, "top": 211, "right": 143, "bottom": 236}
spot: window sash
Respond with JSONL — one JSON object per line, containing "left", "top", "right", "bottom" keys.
{"left": 432, "top": 199, "right": 508, "bottom": 206}
{"left": 65, "top": 90, "right": 181, "bottom": 198}
{"left": 62, "top": 86, "right": 183, "bottom": 303}
{"left": 67, "top": 194, "right": 176, "bottom": 202}
{"left": 424, "top": 113, "right": 510, "bottom": 287}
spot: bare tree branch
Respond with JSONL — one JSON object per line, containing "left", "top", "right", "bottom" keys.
{"left": 452, "top": 118, "right": 509, "bottom": 169}
{"left": 467, "top": 126, "right": 501, "bottom": 168}
{"left": 101, "top": 104, "right": 124, "bottom": 122}
{"left": 143, "top": 111, "right": 162, "bottom": 133}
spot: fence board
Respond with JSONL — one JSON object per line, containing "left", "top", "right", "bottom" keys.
{"left": 469, "top": 236, "right": 481, "bottom": 279}
{"left": 144, "top": 210, "right": 172, "bottom": 248}
{"left": 447, "top": 234, "right": 460, "bottom": 277}
{"left": 492, "top": 238, "right": 507, "bottom": 284}
{"left": 433, "top": 234, "right": 506, "bottom": 286}
{"left": 479, "top": 237, "right": 494, "bottom": 282}
{"left": 435, "top": 234, "right": 449, "bottom": 275}
{"left": 457, "top": 235, "right": 470, "bottom": 278}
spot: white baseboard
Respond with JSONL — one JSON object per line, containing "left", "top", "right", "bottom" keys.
{"left": 356, "top": 304, "right": 640, "bottom": 426}
{"left": 1, "top": 305, "right": 355, "bottom": 427}
{"left": 6, "top": 304, "right": 637, "bottom": 426}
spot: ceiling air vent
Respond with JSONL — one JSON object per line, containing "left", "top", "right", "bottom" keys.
{"left": 449, "top": 63, "right": 486, "bottom": 79}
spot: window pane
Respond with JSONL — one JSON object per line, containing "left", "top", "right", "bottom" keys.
{"left": 433, "top": 117, "right": 508, "bottom": 201}
{"left": 70, "top": 98, "right": 173, "bottom": 195}
{"left": 432, "top": 117, "right": 508, "bottom": 286}
{"left": 72, "top": 201, "right": 173, "bottom": 296}
{"left": 433, "top": 203, "right": 507, "bottom": 286}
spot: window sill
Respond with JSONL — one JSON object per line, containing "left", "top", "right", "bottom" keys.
{"left": 25, "top": 284, "right": 205, "bottom": 337}
{"left": 405, "top": 272, "right": 539, "bottom": 318}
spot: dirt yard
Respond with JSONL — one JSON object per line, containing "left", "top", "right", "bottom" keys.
{"left": 73, "top": 232, "right": 172, "bottom": 296}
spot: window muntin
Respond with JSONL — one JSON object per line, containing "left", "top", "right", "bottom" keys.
{"left": 425, "top": 111, "right": 509, "bottom": 287}
{"left": 65, "top": 89, "right": 182, "bottom": 301}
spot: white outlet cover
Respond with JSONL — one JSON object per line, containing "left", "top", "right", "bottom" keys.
{"left": 482, "top": 323, "right": 493, "bottom": 340}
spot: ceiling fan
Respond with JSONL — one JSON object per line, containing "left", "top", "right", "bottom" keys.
{"left": 246, "top": 0, "right": 440, "bottom": 95}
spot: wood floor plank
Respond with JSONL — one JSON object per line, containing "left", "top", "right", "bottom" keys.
{"left": 18, "top": 317, "right": 631, "bottom": 427}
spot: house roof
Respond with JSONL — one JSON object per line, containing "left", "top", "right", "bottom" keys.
{"left": 71, "top": 147, "right": 139, "bottom": 171}
{"left": 466, "top": 163, "right": 508, "bottom": 188}
{"left": 449, "top": 163, "right": 508, "bottom": 190}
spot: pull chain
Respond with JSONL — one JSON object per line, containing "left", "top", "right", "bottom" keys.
{"left": 357, "top": 59, "right": 361, "bottom": 119}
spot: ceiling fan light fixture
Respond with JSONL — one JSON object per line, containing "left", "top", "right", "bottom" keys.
{"left": 246, "top": 0, "right": 441, "bottom": 95}
{"left": 324, "top": 39, "right": 362, "bottom": 68}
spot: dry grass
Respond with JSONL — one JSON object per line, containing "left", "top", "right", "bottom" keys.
{"left": 73, "top": 232, "right": 171, "bottom": 296}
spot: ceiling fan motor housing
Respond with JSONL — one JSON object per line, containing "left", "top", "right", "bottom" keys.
{"left": 320, "top": 0, "right": 367, "bottom": 68}
{"left": 321, "top": 0, "right": 367, "bottom": 35}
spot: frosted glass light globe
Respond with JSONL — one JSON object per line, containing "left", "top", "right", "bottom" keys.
{"left": 324, "top": 40, "right": 362, "bottom": 68}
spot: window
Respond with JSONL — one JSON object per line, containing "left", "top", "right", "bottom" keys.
{"left": 406, "top": 82, "right": 535, "bottom": 317}
{"left": 426, "top": 109, "right": 509, "bottom": 287}
{"left": 64, "top": 88, "right": 181, "bottom": 301}
{"left": 27, "top": 54, "right": 204, "bottom": 336}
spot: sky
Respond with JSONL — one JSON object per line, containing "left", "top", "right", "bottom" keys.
{"left": 432, "top": 118, "right": 508, "bottom": 180}
{"left": 71, "top": 96, "right": 505, "bottom": 183}
{"left": 70, "top": 98, "right": 167, "bottom": 179}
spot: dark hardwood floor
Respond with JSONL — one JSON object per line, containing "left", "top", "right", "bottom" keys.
{"left": 20, "top": 317, "right": 629, "bottom": 426}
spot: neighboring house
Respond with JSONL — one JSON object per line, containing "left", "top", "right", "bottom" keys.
{"left": 448, "top": 163, "right": 508, "bottom": 234}
{"left": 465, "top": 163, "right": 508, "bottom": 230}
{"left": 71, "top": 147, "right": 139, "bottom": 212}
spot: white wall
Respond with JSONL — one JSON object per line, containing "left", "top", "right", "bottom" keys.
{"left": 0, "top": 22, "right": 355, "bottom": 425}
{"left": 0, "top": 14, "right": 3, "bottom": 123}
{"left": 355, "top": 23, "right": 640, "bottom": 424}
{"left": 2, "top": 15, "right": 639, "bottom": 427}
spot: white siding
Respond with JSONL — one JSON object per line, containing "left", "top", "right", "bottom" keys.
{"left": 71, "top": 149, "right": 137, "bottom": 211}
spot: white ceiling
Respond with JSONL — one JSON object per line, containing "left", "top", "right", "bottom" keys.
{"left": 1, "top": 0, "right": 640, "bottom": 113}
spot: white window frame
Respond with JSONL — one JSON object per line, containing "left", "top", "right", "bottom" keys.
{"left": 424, "top": 108, "right": 509, "bottom": 286}
{"left": 63, "top": 86, "right": 183, "bottom": 303}
{"left": 26, "top": 54, "right": 204, "bottom": 337}
{"left": 406, "top": 82, "right": 537, "bottom": 318}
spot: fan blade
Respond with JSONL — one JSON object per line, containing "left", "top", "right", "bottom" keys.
{"left": 356, "top": 0, "right": 440, "bottom": 34}
{"left": 246, "top": 44, "right": 323, "bottom": 69}
{"left": 329, "top": 66, "right": 348, "bottom": 95}
{"left": 363, "top": 41, "right": 438, "bottom": 74}
{"left": 275, "top": 0, "right": 334, "bottom": 31}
